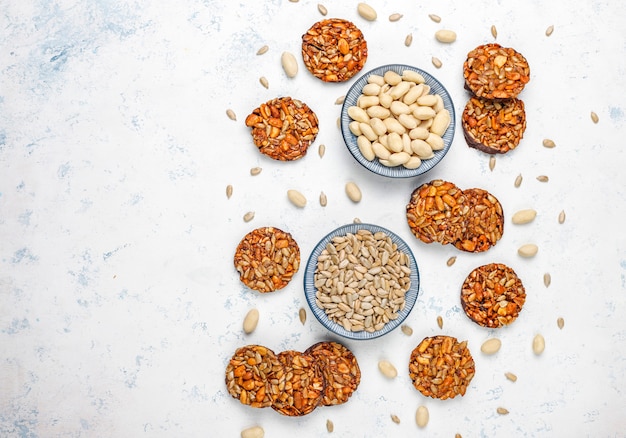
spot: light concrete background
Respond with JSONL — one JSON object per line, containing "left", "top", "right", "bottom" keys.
{"left": 1, "top": 1, "right": 625, "bottom": 437}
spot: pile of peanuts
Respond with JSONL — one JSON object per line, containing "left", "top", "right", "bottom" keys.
{"left": 347, "top": 69, "right": 451, "bottom": 169}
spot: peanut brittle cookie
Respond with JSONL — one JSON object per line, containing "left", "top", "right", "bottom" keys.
{"left": 225, "top": 345, "right": 285, "bottom": 408}
{"left": 234, "top": 226, "right": 300, "bottom": 293}
{"left": 462, "top": 97, "right": 527, "bottom": 154}
{"left": 271, "top": 350, "right": 325, "bottom": 416}
{"left": 305, "top": 341, "right": 361, "bottom": 406}
{"left": 405, "top": 180, "right": 466, "bottom": 246}
{"left": 301, "top": 18, "right": 368, "bottom": 82}
{"left": 244, "top": 97, "right": 319, "bottom": 161}
{"left": 453, "top": 188, "right": 504, "bottom": 253}
{"left": 409, "top": 335, "right": 475, "bottom": 400}
{"left": 463, "top": 43, "right": 530, "bottom": 100}
{"left": 461, "top": 263, "right": 526, "bottom": 328}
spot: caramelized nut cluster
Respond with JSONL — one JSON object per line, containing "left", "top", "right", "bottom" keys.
{"left": 225, "top": 341, "right": 360, "bottom": 416}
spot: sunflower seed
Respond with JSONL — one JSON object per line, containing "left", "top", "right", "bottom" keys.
{"left": 557, "top": 317, "right": 564, "bottom": 329}
{"left": 319, "top": 191, "right": 327, "bottom": 207}
{"left": 536, "top": 175, "right": 549, "bottom": 182}
{"left": 514, "top": 173, "right": 523, "bottom": 188}
{"left": 558, "top": 210, "right": 566, "bottom": 224}
{"left": 391, "top": 414, "right": 400, "bottom": 424}
{"left": 431, "top": 56, "right": 442, "bottom": 68}
{"left": 226, "top": 109, "right": 236, "bottom": 121}
{"left": 497, "top": 407, "right": 509, "bottom": 415}
{"left": 437, "top": 315, "right": 443, "bottom": 329}
{"left": 491, "top": 25, "right": 498, "bottom": 39}
{"left": 489, "top": 155, "right": 496, "bottom": 171}
{"left": 317, "top": 4, "right": 328, "bottom": 15}
{"left": 226, "top": 184, "right": 233, "bottom": 199}
{"left": 532, "top": 334, "right": 545, "bottom": 355}
{"left": 401, "top": 324, "right": 413, "bottom": 336}
{"left": 259, "top": 76, "right": 269, "bottom": 89}
{"left": 389, "top": 13, "right": 403, "bottom": 22}
{"left": 318, "top": 144, "right": 326, "bottom": 158}
{"left": 250, "top": 167, "right": 262, "bottom": 176}
{"left": 428, "top": 14, "right": 441, "bottom": 23}
{"left": 545, "top": 25, "right": 554, "bottom": 36}
{"left": 543, "top": 272, "right": 551, "bottom": 287}
{"left": 299, "top": 307, "right": 307, "bottom": 324}
{"left": 326, "top": 419, "right": 334, "bottom": 433}
{"left": 543, "top": 138, "right": 556, "bottom": 148}
{"left": 256, "top": 45, "right": 269, "bottom": 55}
{"left": 335, "top": 95, "right": 345, "bottom": 105}
{"left": 591, "top": 111, "right": 599, "bottom": 123}
{"left": 505, "top": 372, "right": 517, "bottom": 382}
{"left": 405, "top": 33, "right": 413, "bottom": 47}
{"left": 243, "top": 211, "right": 255, "bottom": 222}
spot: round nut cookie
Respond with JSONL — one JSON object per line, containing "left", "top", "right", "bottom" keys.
{"left": 463, "top": 43, "right": 530, "bottom": 100}
{"left": 271, "top": 350, "right": 325, "bottom": 416}
{"left": 409, "top": 335, "right": 475, "bottom": 400}
{"left": 225, "top": 344, "right": 286, "bottom": 408}
{"left": 305, "top": 341, "right": 361, "bottom": 406}
{"left": 301, "top": 18, "right": 368, "bottom": 82}
{"left": 244, "top": 96, "right": 319, "bottom": 161}
{"left": 234, "top": 226, "right": 300, "bottom": 293}
{"left": 453, "top": 188, "right": 504, "bottom": 253}
{"left": 461, "top": 263, "right": 526, "bottom": 328}
{"left": 406, "top": 179, "right": 466, "bottom": 246}
{"left": 462, "top": 97, "right": 527, "bottom": 154}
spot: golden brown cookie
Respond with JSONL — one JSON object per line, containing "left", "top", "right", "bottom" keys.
{"left": 453, "top": 188, "right": 504, "bottom": 253}
{"left": 463, "top": 43, "right": 530, "bottom": 100}
{"left": 225, "top": 345, "right": 285, "bottom": 408}
{"left": 406, "top": 180, "right": 466, "bottom": 246}
{"left": 461, "top": 263, "right": 526, "bottom": 328}
{"left": 301, "top": 18, "right": 368, "bottom": 82}
{"left": 305, "top": 341, "right": 361, "bottom": 406}
{"left": 271, "top": 350, "right": 325, "bottom": 416}
{"left": 462, "top": 97, "right": 527, "bottom": 154}
{"left": 409, "top": 335, "right": 475, "bottom": 400}
{"left": 234, "top": 226, "right": 300, "bottom": 293}
{"left": 244, "top": 97, "right": 319, "bottom": 161}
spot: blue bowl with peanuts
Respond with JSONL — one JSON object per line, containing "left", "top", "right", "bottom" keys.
{"left": 340, "top": 64, "right": 455, "bottom": 178}
{"left": 303, "top": 223, "right": 421, "bottom": 340}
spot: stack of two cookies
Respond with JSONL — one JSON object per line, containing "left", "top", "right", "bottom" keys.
{"left": 461, "top": 44, "right": 530, "bottom": 154}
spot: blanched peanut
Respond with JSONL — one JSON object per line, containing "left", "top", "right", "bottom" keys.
{"left": 348, "top": 106, "right": 369, "bottom": 123}
{"left": 370, "top": 118, "right": 387, "bottom": 136}
{"left": 362, "top": 83, "right": 381, "bottom": 95}
{"left": 402, "top": 70, "right": 425, "bottom": 84}
{"left": 367, "top": 105, "right": 391, "bottom": 119}
{"left": 359, "top": 122, "right": 378, "bottom": 141}
{"left": 430, "top": 109, "right": 451, "bottom": 136}
{"left": 357, "top": 95, "right": 380, "bottom": 108}
{"left": 426, "top": 133, "right": 444, "bottom": 150}
{"left": 357, "top": 136, "right": 376, "bottom": 160}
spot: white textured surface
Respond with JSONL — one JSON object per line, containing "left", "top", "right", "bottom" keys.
{"left": 1, "top": 1, "right": 625, "bottom": 437}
